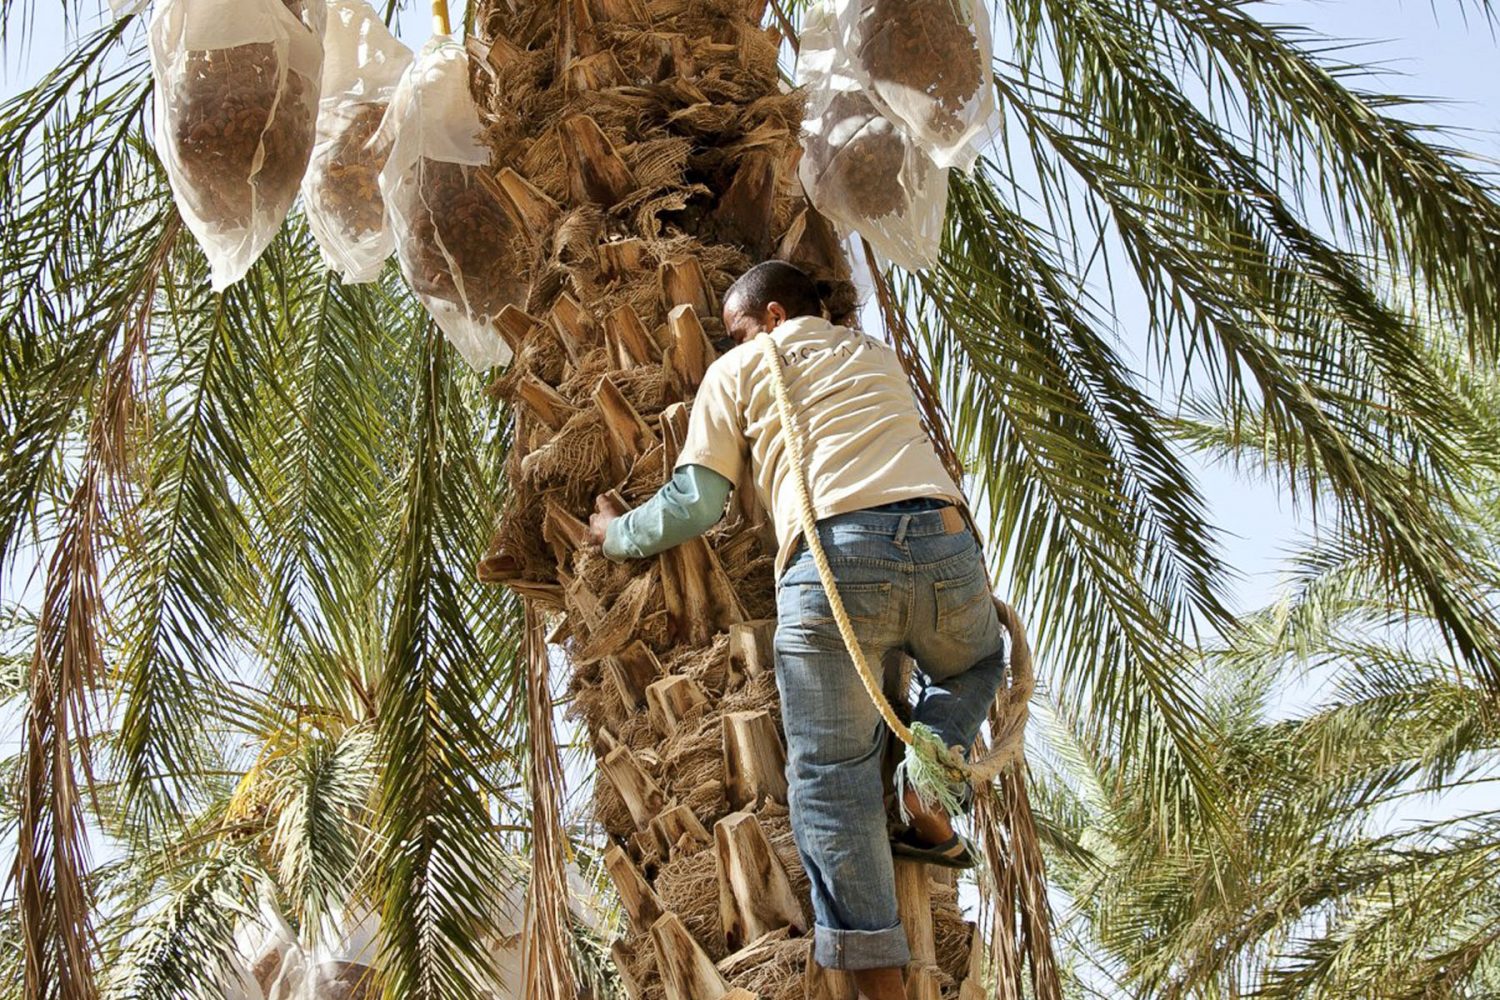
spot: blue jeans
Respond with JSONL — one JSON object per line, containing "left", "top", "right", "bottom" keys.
{"left": 772, "top": 498, "right": 1007, "bottom": 970}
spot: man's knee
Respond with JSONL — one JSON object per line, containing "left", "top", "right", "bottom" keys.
{"left": 787, "top": 714, "right": 887, "bottom": 772}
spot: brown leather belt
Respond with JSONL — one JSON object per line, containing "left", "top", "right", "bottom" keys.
{"left": 936, "top": 509, "right": 972, "bottom": 539}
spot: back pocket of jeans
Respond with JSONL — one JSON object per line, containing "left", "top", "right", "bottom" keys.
{"left": 798, "top": 580, "right": 893, "bottom": 629}
{"left": 933, "top": 560, "right": 995, "bottom": 638}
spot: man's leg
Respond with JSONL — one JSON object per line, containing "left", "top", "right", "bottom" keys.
{"left": 852, "top": 967, "right": 907, "bottom": 1000}
{"left": 772, "top": 578, "right": 912, "bottom": 976}
{"left": 905, "top": 537, "right": 1009, "bottom": 834}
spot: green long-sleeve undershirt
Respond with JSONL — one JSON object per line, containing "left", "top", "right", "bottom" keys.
{"left": 602, "top": 463, "right": 735, "bottom": 561}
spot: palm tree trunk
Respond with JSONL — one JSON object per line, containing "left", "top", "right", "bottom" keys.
{"left": 474, "top": 1, "right": 979, "bottom": 995}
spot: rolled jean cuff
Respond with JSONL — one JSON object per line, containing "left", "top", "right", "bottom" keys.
{"left": 813, "top": 921, "right": 911, "bottom": 970}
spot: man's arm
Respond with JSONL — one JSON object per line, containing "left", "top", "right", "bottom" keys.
{"left": 601, "top": 463, "right": 734, "bottom": 560}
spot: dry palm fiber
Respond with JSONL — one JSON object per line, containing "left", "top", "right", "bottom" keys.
{"left": 624, "top": 137, "right": 695, "bottom": 196}
{"left": 621, "top": 446, "right": 668, "bottom": 506}
{"left": 591, "top": 769, "right": 635, "bottom": 839}
{"left": 669, "top": 102, "right": 742, "bottom": 137}
{"left": 569, "top": 546, "right": 636, "bottom": 607}
{"left": 547, "top": 205, "right": 610, "bottom": 271}
{"left": 757, "top": 802, "right": 813, "bottom": 909}
{"left": 682, "top": 778, "right": 729, "bottom": 822}
{"left": 489, "top": 327, "right": 569, "bottom": 398}
{"left": 556, "top": 347, "right": 616, "bottom": 403}
{"left": 661, "top": 632, "right": 733, "bottom": 695}
{"left": 720, "top": 932, "right": 807, "bottom": 1000}
{"left": 720, "top": 669, "right": 780, "bottom": 719}
{"left": 617, "top": 713, "right": 660, "bottom": 757}
{"left": 617, "top": 932, "right": 666, "bottom": 1000}
{"left": 931, "top": 879, "right": 974, "bottom": 985}
{"left": 520, "top": 410, "right": 612, "bottom": 498}
{"left": 572, "top": 570, "right": 661, "bottom": 664}
{"left": 520, "top": 602, "right": 579, "bottom": 998}
{"left": 597, "top": 364, "right": 670, "bottom": 417}
{"left": 633, "top": 608, "right": 672, "bottom": 652}
{"left": 659, "top": 712, "right": 727, "bottom": 793}
{"left": 726, "top": 557, "right": 777, "bottom": 620}
{"left": 486, "top": 502, "right": 552, "bottom": 580}
{"left": 565, "top": 673, "right": 612, "bottom": 726}
{"left": 655, "top": 847, "right": 726, "bottom": 960}
{"left": 630, "top": 186, "right": 714, "bottom": 240}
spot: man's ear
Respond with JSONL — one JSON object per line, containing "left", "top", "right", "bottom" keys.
{"left": 765, "top": 301, "right": 788, "bottom": 327}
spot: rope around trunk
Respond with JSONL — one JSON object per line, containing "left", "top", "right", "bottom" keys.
{"left": 755, "top": 332, "right": 1034, "bottom": 816}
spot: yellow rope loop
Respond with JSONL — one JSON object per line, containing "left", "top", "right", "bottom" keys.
{"left": 755, "top": 332, "right": 1033, "bottom": 787}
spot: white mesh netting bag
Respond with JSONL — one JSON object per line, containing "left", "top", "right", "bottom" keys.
{"left": 379, "top": 36, "right": 523, "bottom": 371}
{"left": 797, "top": 5, "right": 949, "bottom": 270}
{"left": 305, "top": 906, "right": 379, "bottom": 997}
{"left": 302, "top": 0, "right": 413, "bottom": 283}
{"left": 148, "top": 0, "right": 325, "bottom": 291}
{"left": 224, "top": 902, "right": 306, "bottom": 1000}
{"left": 832, "top": 0, "right": 997, "bottom": 171}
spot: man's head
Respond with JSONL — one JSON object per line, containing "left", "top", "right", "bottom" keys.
{"left": 721, "top": 260, "right": 826, "bottom": 346}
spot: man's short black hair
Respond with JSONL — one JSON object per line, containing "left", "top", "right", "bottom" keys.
{"left": 724, "top": 260, "right": 825, "bottom": 319}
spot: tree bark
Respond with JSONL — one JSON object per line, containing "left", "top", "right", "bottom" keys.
{"left": 713, "top": 811, "right": 805, "bottom": 950}
{"left": 651, "top": 912, "right": 731, "bottom": 1000}
{"left": 721, "top": 710, "right": 787, "bottom": 810}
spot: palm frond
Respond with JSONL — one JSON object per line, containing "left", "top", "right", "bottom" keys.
{"left": 1257, "top": 815, "right": 1500, "bottom": 1000}
{"left": 264, "top": 724, "right": 378, "bottom": 937}
{"left": 107, "top": 848, "right": 266, "bottom": 1000}
{"left": 113, "top": 254, "right": 285, "bottom": 826}
{"left": 898, "top": 170, "right": 1231, "bottom": 834}
{"left": 0, "top": 20, "right": 154, "bottom": 569}
{"left": 245, "top": 265, "right": 416, "bottom": 722}
{"left": 996, "top": 0, "right": 1500, "bottom": 691}
{"left": 372, "top": 325, "right": 525, "bottom": 997}
{"left": 1142, "top": 0, "right": 1500, "bottom": 356}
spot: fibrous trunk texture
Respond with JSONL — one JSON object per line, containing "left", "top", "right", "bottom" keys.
{"left": 473, "top": 1, "right": 977, "bottom": 996}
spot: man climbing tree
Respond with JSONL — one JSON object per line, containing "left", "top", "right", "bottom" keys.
{"left": 587, "top": 260, "right": 1008, "bottom": 1000}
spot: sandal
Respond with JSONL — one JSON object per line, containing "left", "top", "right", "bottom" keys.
{"left": 889, "top": 826, "right": 979, "bottom": 870}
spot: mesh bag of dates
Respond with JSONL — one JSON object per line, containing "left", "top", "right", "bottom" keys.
{"left": 302, "top": 0, "right": 413, "bottom": 283}
{"left": 379, "top": 36, "right": 525, "bottom": 371}
{"left": 797, "top": 5, "right": 949, "bottom": 270}
{"left": 832, "top": 0, "right": 996, "bottom": 172}
{"left": 148, "top": 0, "right": 324, "bottom": 290}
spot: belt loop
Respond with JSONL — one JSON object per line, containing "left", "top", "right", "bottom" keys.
{"left": 893, "top": 513, "right": 912, "bottom": 545}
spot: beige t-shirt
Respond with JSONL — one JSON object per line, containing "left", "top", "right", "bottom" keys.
{"left": 674, "top": 314, "right": 966, "bottom": 579}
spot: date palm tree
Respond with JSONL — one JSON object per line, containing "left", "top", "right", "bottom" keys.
{"left": 4, "top": 0, "right": 1500, "bottom": 998}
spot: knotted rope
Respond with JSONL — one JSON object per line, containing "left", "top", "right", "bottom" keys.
{"left": 756, "top": 332, "right": 1034, "bottom": 817}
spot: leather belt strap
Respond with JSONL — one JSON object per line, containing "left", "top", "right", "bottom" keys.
{"left": 939, "top": 505, "right": 965, "bottom": 534}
